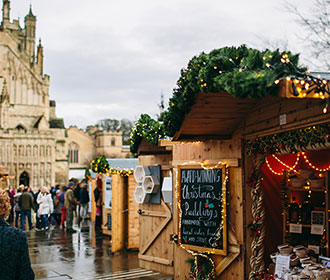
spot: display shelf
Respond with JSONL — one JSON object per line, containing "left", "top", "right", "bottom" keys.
{"left": 287, "top": 187, "right": 326, "bottom": 192}
{"left": 283, "top": 172, "right": 329, "bottom": 256}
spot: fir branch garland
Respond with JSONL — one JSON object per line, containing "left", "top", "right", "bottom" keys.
{"left": 245, "top": 123, "right": 330, "bottom": 156}
{"left": 129, "top": 114, "right": 166, "bottom": 154}
{"left": 163, "top": 45, "right": 306, "bottom": 137}
{"left": 90, "top": 155, "right": 134, "bottom": 176}
{"left": 129, "top": 45, "right": 307, "bottom": 152}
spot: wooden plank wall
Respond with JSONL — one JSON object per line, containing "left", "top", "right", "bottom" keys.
{"left": 111, "top": 174, "right": 127, "bottom": 253}
{"left": 89, "top": 178, "right": 96, "bottom": 223}
{"left": 240, "top": 96, "right": 329, "bottom": 139}
{"left": 171, "top": 140, "right": 245, "bottom": 280}
{"left": 128, "top": 174, "right": 140, "bottom": 249}
{"left": 138, "top": 153, "right": 174, "bottom": 276}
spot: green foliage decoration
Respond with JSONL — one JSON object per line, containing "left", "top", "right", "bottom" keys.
{"left": 162, "top": 45, "right": 306, "bottom": 137}
{"left": 91, "top": 155, "right": 109, "bottom": 174}
{"left": 129, "top": 114, "right": 166, "bottom": 154}
{"left": 246, "top": 123, "right": 330, "bottom": 156}
{"left": 129, "top": 45, "right": 307, "bottom": 152}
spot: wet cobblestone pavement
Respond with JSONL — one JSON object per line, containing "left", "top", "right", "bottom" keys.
{"left": 25, "top": 222, "right": 172, "bottom": 280}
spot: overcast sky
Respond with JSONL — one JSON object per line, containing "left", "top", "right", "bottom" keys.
{"left": 11, "top": 0, "right": 314, "bottom": 128}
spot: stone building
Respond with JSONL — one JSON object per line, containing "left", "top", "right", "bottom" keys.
{"left": 0, "top": 1, "right": 68, "bottom": 189}
{"left": 67, "top": 126, "right": 131, "bottom": 177}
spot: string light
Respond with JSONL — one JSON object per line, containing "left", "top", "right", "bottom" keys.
{"left": 272, "top": 153, "right": 300, "bottom": 172}
{"left": 265, "top": 157, "right": 283, "bottom": 176}
{"left": 301, "top": 152, "right": 330, "bottom": 172}
{"left": 266, "top": 153, "right": 301, "bottom": 175}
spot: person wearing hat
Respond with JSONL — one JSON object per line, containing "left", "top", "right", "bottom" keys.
{"left": 65, "top": 182, "right": 78, "bottom": 233}
{"left": 52, "top": 190, "right": 62, "bottom": 228}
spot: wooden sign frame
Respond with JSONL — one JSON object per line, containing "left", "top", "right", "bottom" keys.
{"left": 177, "top": 164, "right": 227, "bottom": 256}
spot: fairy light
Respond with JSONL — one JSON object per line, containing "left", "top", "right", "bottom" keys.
{"left": 265, "top": 157, "right": 283, "bottom": 176}
{"left": 272, "top": 153, "right": 300, "bottom": 172}
{"left": 301, "top": 152, "right": 330, "bottom": 172}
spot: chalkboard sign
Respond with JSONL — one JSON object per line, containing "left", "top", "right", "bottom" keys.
{"left": 178, "top": 165, "right": 227, "bottom": 255}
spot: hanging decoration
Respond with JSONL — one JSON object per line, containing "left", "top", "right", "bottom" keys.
{"left": 301, "top": 152, "right": 330, "bottom": 172}
{"left": 249, "top": 155, "right": 267, "bottom": 280}
{"left": 90, "top": 155, "right": 134, "bottom": 177}
{"left": 186, "top": 254, "right": 216, "bottom": 280}
{"left": 246, "top": 123, "right": 330, "bottom": 156}
{"left": 265, "top": 153, "right": 300, "bottom": 176}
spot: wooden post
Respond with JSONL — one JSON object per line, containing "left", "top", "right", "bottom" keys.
{"left": 111, "top": 174, "right": 127, "bottom": 253}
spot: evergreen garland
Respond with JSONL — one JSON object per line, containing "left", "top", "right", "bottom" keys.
{"left": 129, "top": 45, "right": 307, "bottom": 152}
{"left": 90, "top": 155, "right": 133, "bottom": 176}
{"left": 245, "top": 123, "right": 330, "bottom": 156}
{"left": 162, "top": 45, "right": 306, "bottom": 137}
{"left": 129, "top": 114, "right": 166, "bottom": 154}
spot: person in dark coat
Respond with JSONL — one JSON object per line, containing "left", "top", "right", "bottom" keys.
{"left": 80, "top": 183, "right": 90, "bottom": 220}
{"left": 94, "top": 176, "right": 102, "bottom": 230}
{"left": 19, "top": 187, "right": 35, "bottom": 230}
{"left": 0, "top": 189, "right": 35, "bottom": 280}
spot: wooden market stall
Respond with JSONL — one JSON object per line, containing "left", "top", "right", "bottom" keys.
{"left": 167, "top": 78, "right": 330, "bottom": 279}
{"left": 90, "top": 158, "right": 139, "bottom": 253}
{"left": 130, "top": 46, "right": 330, "bottom": 279}
{"left": 134, "top": 138, "right": 174, "bottom": 275}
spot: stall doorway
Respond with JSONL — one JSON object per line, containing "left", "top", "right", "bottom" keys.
{"left": 19, "top": 171, "right": 29, "bottom": 187}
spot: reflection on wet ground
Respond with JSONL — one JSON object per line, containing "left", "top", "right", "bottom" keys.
{"left": 26, "top": 221, "right": 172, "bottom": 280}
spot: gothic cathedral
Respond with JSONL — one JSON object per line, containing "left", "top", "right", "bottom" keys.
{"left": 0, "top": 0, "right": 68, "bottom": 189}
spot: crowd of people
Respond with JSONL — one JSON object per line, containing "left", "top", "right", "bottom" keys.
{"left": 6, "top": 180, "right": 90, "bottom": 234}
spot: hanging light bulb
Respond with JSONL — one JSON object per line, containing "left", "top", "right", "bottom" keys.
{"left": 292, "top": 82, "right": 299, "bottom": 96}
{"left": 323, "top": 99, "right": 329, "bottom": 114}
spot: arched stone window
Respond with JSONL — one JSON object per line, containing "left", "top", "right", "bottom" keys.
{"left": 26, "top": 145, "right": 31, "bottom": 156}
{"left": 18, "top": 145, "right": 24, "bottom": 156}
{"left": 111, "top": 138, "right": 116, "bottom": 146}
{"left": 40, "top": 145, "right": 45, "bottom": 157}
{"left": 13, "top": 145, "right": 17, "bottom": 157}
{"left": 46, "top": 145, "right": 51, "bottom": 157}
{"left": 33, "top": 145, "right": 38, "bottom": 156}
{"left": 68, "top": 142, "right": 79, "bottom": 164}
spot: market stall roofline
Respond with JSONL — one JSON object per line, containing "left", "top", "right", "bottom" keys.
{"left": 172, "top": 79, "right": 330, "bottom": 141}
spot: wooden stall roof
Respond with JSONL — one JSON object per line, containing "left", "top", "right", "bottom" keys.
{"left": 137, "top": 138, "right": 172, "bottom": 156}
{"left": 172, "top": 91, "right": 258, "bottom": 141}
{"left": 172, "top": 80, "right": 330, "bottom": 141}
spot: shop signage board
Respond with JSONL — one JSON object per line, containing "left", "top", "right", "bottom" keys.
{"left": 178, "top": 165, "right": 227, "bottom": 255}
{"left": 275, "top": 255, "right": 290, "bottom": 277}
{"left": 289, "top": 223, "right": 302, "bottom": 234}
{"left": 104, "top": 176, "right": 112, "bottom": 209}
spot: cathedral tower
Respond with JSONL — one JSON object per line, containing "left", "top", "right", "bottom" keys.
{"left": 24, "top": 5, "right": 36, "bottom": 62}
{"left": 1, "top": 0, "right": 10, "bottom": 30}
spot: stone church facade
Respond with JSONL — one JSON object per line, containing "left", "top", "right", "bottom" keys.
{"left": 67, "top": 126, "right": 131, "bottom": 173}
{"left": 0, "top": 1, "right": 68, "bottom": 189}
